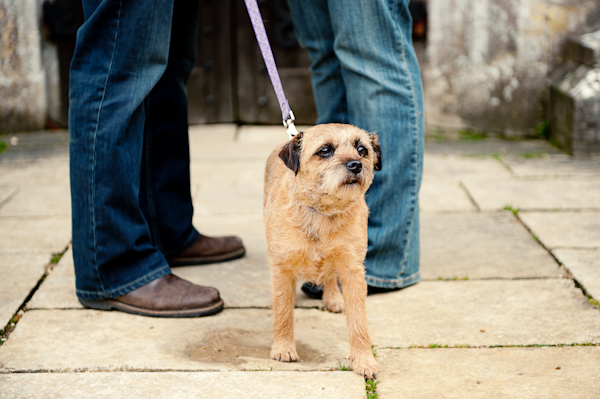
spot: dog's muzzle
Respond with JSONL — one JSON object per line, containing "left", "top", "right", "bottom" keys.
{"left": 346, "top": 160, "right": 362, "bottom": 175}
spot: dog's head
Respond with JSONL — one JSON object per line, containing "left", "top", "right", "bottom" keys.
{"left": 278, "top": 124, "right": 381, "bottom": 203}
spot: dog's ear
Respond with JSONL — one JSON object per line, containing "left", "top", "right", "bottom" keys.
{"left": 278, "top": 131, "right": 303, "bottom": 175}
{"left": 370, "top": 133, "right": 382, "bottom": 171}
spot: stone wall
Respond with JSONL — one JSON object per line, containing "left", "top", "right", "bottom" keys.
{"left": 425, "top": 0, "right": 600, "bottom": 136}
{"left": 0, "top": 0, "right": 61, "bottom": 133}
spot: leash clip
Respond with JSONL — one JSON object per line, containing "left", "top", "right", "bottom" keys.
{"left": 283, "top": 110, "right": 298, "bottom": 140}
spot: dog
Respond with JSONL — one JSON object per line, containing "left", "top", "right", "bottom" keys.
{"left": 263, "top": 123, "right": 381, "bottom": 379}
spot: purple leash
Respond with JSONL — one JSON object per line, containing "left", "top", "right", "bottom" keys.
{"left": 244, "top": 0, "right": 298, "bottom": 139}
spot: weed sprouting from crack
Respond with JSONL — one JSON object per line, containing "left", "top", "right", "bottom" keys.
{"left": 517, "top": 152, "right": 548, "bottom": 159}
{"left": 0, "top": 243, "right": 70, "bottom": 346}
{"left": 429, "top": 343, "right": 450, "bottom": 348}
{"left": 365, "top": 378, "right": 379, "bottom": 399}
{"left": 336, "top": 360, "right": 351, "bottom": 371}
{"left": 504, "top": 205, "right": 520, "bottom": 217}
{"left": 437, "top": 274, "right": 469, "bottom": 281}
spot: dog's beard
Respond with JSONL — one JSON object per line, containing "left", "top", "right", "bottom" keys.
{"left": 317, "top": 167, "right": 371, "bottom": 201}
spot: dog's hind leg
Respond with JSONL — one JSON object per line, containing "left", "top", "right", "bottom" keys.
{"left": 322, "top": 277, "right": 344, "bottom": 313}
{"left": 270, "top": 268, "right": 299, "bottom": 362}
{"left": 339, "top": 267, "right": 379, "bottom": 379}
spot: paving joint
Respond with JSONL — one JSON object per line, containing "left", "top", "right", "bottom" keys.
{"left": 0, "top": 243, "right": 70, "bottom": 345}
{"left": 379, "top": 343, "right": 600, "bottom": 350}
{"left": 0, "top": 187, "right": 19, "bottom": 210}
{"left": 458, "top": 181, "right": 481, "bottom": 211}
{"left": 509, "top": 210, "right": 600, "bottom": 303}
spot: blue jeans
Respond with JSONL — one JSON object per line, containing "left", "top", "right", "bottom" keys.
{"left": 69, "top": 0, "right": 200, "bottom": 299}
{"left": 287, "top": 0, "right": 424, "bottom": 288}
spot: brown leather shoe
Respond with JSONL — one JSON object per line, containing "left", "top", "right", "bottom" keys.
{"left": 167, "top": 234, "right": 246, "bottom": 267}
{"left": 78, "top": 274, "right": 224, "bottom": 318}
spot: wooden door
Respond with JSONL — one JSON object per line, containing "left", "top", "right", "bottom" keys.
{"left": 187, "top": 0, "right": 317, "bottom": 125}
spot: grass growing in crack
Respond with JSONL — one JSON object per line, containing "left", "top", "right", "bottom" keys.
{"left": 458, "top": 129, "right": 488, "bottom": 141}
{"left": 0, "top": 311, "right": 23, "bottom": 346}
{"left": 517, "top": 152, "right": 547, "bottom": 159}
{"left": 365, "top": 378, "right": 379, "bottom": 399}
{"left": 337, "top": 360, "right": 351, "bottom": 371}
{"left": 438, "top": 274, "right": 469, "bottom": 281}
{"left": 372, "top": 345, "right": 378, "bottom": 358}
{"left": 50, "top": 252, "right": 63, "bottom": 264}
{"left": 491, "top": 152, "right": 504, "bottom": 162}
{"left": 504, "top": 205, "right": 520, "bottom": 217}
{"left": 589, "top": 298, "right": 599, "bottom": 309}
{"left": 0, "top": 244, "right": 70, "bottom": 346}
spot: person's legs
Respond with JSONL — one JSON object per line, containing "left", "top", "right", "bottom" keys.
{"left": 69, "top": 0, "right": 175, "bottom": 299}
{"left": 290, "top": 0, "right": 424, "bottom": 289}
{"left": 139, "top": 0, "right": 245, "bottom": 266}
{"left": 286, "top": 0, "right": 348, "bottom": 124}
{"left": 139, "top": 0, "right": 200, "bottom": 258}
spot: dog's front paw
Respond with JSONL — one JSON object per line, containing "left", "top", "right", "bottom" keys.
{"left": 270, "top": 343, "right": 299, "bottom": 362}
{"left": 323, "top": 283, "right": 345, "bottom": 313}
{"left": 323, "top": 293, "right": 345, "bottom": 313}
{"left": 350, "top": 354, "right": 379, "bottom": 379}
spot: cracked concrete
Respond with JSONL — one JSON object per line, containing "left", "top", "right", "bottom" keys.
{"left": 1, "top": 126, "right": 599, "bottom": 398}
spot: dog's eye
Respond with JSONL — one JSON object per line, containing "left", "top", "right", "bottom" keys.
{"left": 357, "top": 145, "right": 368, "bottom": 157}
{"left": 316, "top": 146, "right": 333, "bottom": 157}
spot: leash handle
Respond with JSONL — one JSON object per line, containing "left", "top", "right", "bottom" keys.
{"left": 243, "top": 0, "right": 297, "bottom": 139}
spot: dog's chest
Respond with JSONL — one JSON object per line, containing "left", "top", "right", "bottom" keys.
{"left": 293, "top": 244, "right": 337, "bottom": 283}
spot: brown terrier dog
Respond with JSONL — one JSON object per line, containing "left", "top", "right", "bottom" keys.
{"left": 263, "top": 123, "right": 381, "bottom": 379}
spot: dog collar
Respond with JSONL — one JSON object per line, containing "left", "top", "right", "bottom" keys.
{"left": 307, "top": 206, "right": 328, "bottom": 217}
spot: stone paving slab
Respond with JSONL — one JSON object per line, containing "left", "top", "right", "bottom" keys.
{"left": 189, "top": 124, "right": 237, "bottom": 153}
{"left": 0, "top": 131, "right": 69, "bottom": 163}
{"left": 366, "top": 280, "right": 600, "bottom": 347}
{"left": 0, "top": 308, "right": 349, "bottom": 372}
{"left": 423, "top": 154, "right": 512, "bottom": 179}
{"left": 190, "top": 159, "right": 265, "bottom": 190}
{"left": 0, "top": 254, "right": 49, "bottom": 327}
{"left": 519, "top": 212, "right": 600, "bottom": 249}
{"left": 424, "top": 139, "right": 561, "bottom": 157}
{"left": 419, "top": 178, "right": 476, "bottom": 212}
{"left": 27, "top": 248, "right": 76, "bottom": 310}
{"left": 554, "top": 249, "right": 600, "bottom": 300}
{"left": 0, "top": 217, "right": 71, "bottom": 253}
{"left": 237, "top": 125, "right": 313, "bottom": 144}
{"left": 0, "top": 159, "right": 69, "bottom": 187}
{"left": 376, "top": 346, "right": 600, "bottom": 398}
{"left": 29, "top": 245, "right": 319, "bottom": 310}
{"left": 0, "top": 186, "right": 70, "bottom": 217}
{"left": 504, "top": 154, "right": 600, "bottom": 177}
{"left": 189, "top": 125, "right": 287, "bottom": 161}
{"left": 0, "top": 187, "right": 16, "bottom": 205}
{"left": 0, "top": 371, "right": 365, "bottom": 399}
{"left": 463, "top": 178, "right": 600, "bottom": 211}
{"left": 192, "top": 183, "right": 263, "bottom": 216}
{"left": 31, "top": 212, "right": 562, "bottom": 310}
{"left": 420, "top": 213, "right": 560, "bottom": 280}
{"left": 18, "top": 282, "right": 597, "bottom": 373}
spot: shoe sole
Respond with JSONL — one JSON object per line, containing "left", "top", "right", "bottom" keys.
{"left": 79, "top": 297, "right": 224, "bottom": 318}
{"left": 168, "top": 247, "right": 246, "bottom": 267}
{"left": 301, "top": 283, "right": 324, "bottom": 299}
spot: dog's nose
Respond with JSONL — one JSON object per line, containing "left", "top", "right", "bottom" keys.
{"left": 346, "top": 160, "right": 362, "bottom": 174}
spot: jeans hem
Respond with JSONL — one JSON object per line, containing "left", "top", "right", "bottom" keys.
{"left": 161, "top": 227, "right": 200, "bottom": 259}
{"left": 76, "top": 264, "right": 171, "bottom": 300}
{"left": 365, "top": 272, "right": 420, "bottom": 289}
